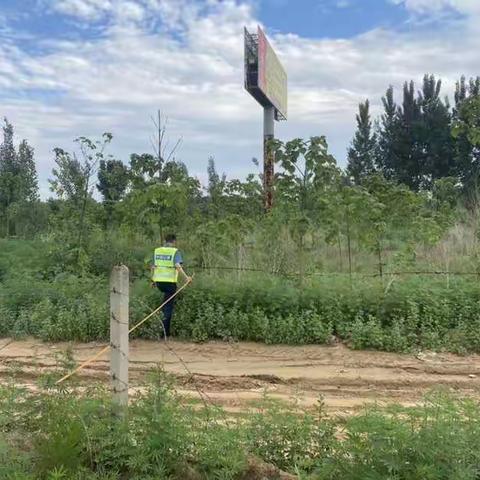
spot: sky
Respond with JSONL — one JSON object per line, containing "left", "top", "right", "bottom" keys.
{"left": 0, "top": 0, "right": 479, "bottom": 197}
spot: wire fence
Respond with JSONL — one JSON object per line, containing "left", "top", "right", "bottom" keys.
{"left": 1, "top": 265, "right": 478, "bottom": 300}
{"left": 185, "top": 264, "right": 480, "bottom": 278}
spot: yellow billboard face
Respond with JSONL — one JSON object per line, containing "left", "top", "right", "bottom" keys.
{"left": 258, "top": 27, "right": 288, "bottom": 120}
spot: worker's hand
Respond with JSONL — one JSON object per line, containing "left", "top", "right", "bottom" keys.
{"left": 186, "top": 276, "right": 193, "bottom": 284}
{"left": 150, "top": 281, "right": 156, "bottom": 288}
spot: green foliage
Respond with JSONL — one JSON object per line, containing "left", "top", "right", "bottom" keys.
{"left": 452, "top": 77, "right": 480, "bottom": 200}
{"left": 349, "top": 314, "right": 385, "bottom": 350}
{"left": 0, "top": 377, "right": 248, "bottom": 480}
{"left": 0, "top": 439, "right": 32, "bottom": 479}
{"left": 3, "top": 249, "right": 480, "bottom": 354}
{"left": 377, "top": 76, "right": 455, "bottom": 191}
{"left": 0, "top": 267, "right": 109, "bottom": 341}
{"left": 97, "top": 159, "right": 129, "bottom": 226}
{"left": 245, "top": 398, "right": 335, "bottom": 472}
{"left": 453, "top": 94, "right": 480, "bottom": 147}
{"left": 191, "top": 415, "right": 247, "bottom": 479}
{"left": 347, "top": 99, "right": 377, "bottom": 183}
{"left": 3, "top": 379, "right": 480, "bottom": 479}
{"left": 142, "top": 274, "right": 479, "bottom": 353}
{"left": 0, "top": 104, "right": 479, "bottom": 356}
{"left": 273, "top": 136, "right": 340, "bottom": 219}
{"left": 315, "top": 393, "right": 480, "bottom": 480}
{"left": 0, "top": 118, "right": 40, "bottom": 238}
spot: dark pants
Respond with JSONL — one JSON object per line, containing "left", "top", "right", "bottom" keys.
{"left": 156, "top": 282, "right": 177, "bottom": 337}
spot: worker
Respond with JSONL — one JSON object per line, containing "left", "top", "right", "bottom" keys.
{"left": 151, "top": 233, "right": 191, "bottom": 338}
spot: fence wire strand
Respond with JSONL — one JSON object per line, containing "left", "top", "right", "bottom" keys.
{"left": 186, "top": 264, "right": 480, "bottom": 278}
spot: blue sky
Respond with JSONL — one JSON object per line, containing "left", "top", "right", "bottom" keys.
{"left": 0, "top": 0, "right": 462, "bottom": 41}
{"left": 0, "top": 0, "right": 478, "bottom": 197}
{"left": 258, "top": 0, "right": 409, "bottom": 38}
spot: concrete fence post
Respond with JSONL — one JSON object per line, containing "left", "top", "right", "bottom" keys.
{"left": 110, "top": 265, "right": 129, "bottom": 409}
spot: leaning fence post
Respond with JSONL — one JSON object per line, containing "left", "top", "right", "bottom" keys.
{"left": 110, "top": 265, "right": 129, "bottom": 410}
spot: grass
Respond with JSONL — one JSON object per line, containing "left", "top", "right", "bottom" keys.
{"left": 1, "top": 372, "right": 480, "bottom": 480}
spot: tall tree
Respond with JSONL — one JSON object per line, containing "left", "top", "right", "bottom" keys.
{"left": 416, "top": 75, "right": 454, "bottom": 188}
{"left": 347, "top": 100, "right": 377, "bottom": 183}
{"left": 377, "top": 76, "right": 454, "bottom": 191}
{"left": 17, "top": 139, "right": 39, "bottom": 202}
{"left": 0, "top": 119, "right": 39, "bottom": 236}
{"left": 377, "top": 86, "right": 401, "bottom": 181}
{"left": 0, "top": 119, "right": 18, "bottom": 236}
{"left": 49, "top": 133, "right": 113, "bottom": 261}
{"left": 206, "top": 157, "right": 226, "bottom": 219}
{"left": 453, "top": 76, "right": 480, "bottom": 202}
{"left": 273, "top": 136, "right": 341, "bottom": 279}
{"left": 97, "top": 159, "right": 129, "bottom": 226}
{"left": 50, "top": 149, "right": 88, "bottom": 204}
{"left": 396, "top": 80, "right": 422, "bottom": 190}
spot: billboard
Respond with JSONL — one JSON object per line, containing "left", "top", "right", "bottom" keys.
{"left": 244, "top": 26, "right": 288, "bottom": 120}
{"left": 257, "top": 27, "right": 287, "bottom": 120}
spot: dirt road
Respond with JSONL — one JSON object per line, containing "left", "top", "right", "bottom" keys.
{"left": 1, "top": 338, "right": 479, "bottom": 414}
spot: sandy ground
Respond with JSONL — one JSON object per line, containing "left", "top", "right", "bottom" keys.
{"left": 1, "top": 338, "right": 480, "bottom": 414}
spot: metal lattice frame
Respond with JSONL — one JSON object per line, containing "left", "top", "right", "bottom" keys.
{"left": 244, "top": 28, "right": 259, "bottom": 90}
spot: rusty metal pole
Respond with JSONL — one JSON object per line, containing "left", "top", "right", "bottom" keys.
{"left": 263, "top": 106, "right": 275, "bottom": 212}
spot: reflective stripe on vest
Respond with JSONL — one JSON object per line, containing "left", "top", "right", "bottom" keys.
{"left": 152, "top": 247, "right": 178, "bottom": 283}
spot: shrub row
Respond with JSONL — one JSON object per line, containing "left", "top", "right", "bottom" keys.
{"left": 2, "top": 270, "right": 480, "bottom": 353}
{"left": 0, "top": 273, "right": 109, "bottom": 342}
{"left": 171, "top": 275, "right": 480, "bottom": 353}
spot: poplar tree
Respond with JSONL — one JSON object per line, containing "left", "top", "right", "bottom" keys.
{"left": 417, "top": 75, "right": 454, "bottom": 188}
{"left": 17, "top": 139, "right": 39, "bottom": 202}
{"left": 377, "top": 76, "right": 454, "bottom": 191}
{"left": 377, "top": 86, "right": 401, "bottom": 182}
{"left": 207, "top": 157, "right": 226, "bottom": 219}
{"left": 0, "top": 119, "right": 18, "bottom": 235}
{"left": 453, "top": 76, "right": 480, "bottom": 201}
{"left": 0, "top": 118, "right": 39, "bottom": 236}
{"left": 346, "top": 99, "right": 377, "bottom": 184}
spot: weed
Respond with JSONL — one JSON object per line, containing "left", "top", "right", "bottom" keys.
{"left": 3, "top": 254, "right": 480, "bottom": 354}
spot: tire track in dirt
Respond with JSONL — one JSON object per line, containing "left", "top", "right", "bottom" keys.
{"left": 1, "top": 338, "right": 479, "bottom": 414}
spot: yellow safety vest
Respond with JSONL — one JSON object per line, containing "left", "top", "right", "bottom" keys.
{"left": 152, "top": 247, "right": 179, "bottom": 283}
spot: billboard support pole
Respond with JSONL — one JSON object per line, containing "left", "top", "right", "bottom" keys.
{"left": 244, "top": 26, "right": 286, "bottom": 212}
{"left": 263, "top": 105, "right": 275, "bottom": 212}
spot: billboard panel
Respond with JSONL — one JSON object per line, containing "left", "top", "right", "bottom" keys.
{"left": 257, "top": 26, "right": 287, "bottom": 120}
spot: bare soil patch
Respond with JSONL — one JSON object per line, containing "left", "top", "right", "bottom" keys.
{"left": 1, "top": 338, "right": 479, "bottom": 414}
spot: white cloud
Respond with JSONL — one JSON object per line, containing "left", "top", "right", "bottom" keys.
{"left": 46, "top": 0, "right": 146, "bottom": 25}
{"left": 49, "top": 0, "right": 113, "bottom": 20}
{"left": 392, "top": 0, "right": 480, "bottom": 15}
{"left": 119, "top": 1, "right": 145, "bottom": 21}
{"left": 1, "top": 0, "right": 479, "bottom": 198}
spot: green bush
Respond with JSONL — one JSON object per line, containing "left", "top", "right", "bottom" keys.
{"left": 0, "top": 376, "right": 248, "bottom": 479}
{"left": 245, "top": 398, "right": 335, "bottom": 472}
{"left": 0, "top": 439, "right": 32, "bottom": 480}
{"left": 3, "top": 379, "right": 480, "bottom": 479}
{"left": 167, "top": 274, "right": 480, "bottom": 353}
{"left": 314, "top": 393, "right": 480, "bottom": 480}
{"left": 0, "top": 273, "right": 109, "bottom": 341}
{"left": 3, "top": 243, "right": 480, "bottom": 354}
